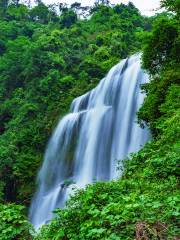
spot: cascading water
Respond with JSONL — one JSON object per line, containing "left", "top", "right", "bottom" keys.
{"left": 30, "top": 54, "right": 149, "bottom": 229}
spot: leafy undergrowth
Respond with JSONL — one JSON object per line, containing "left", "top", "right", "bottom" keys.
{"left": 0, "top": 204, "right": 32, "bottom": 240}
{"left": 34, "top": 106, "right": 180, "bottom": 240}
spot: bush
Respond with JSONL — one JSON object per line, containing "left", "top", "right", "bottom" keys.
{"left": 0, "top": 204, "right": 32, "bottom": 240}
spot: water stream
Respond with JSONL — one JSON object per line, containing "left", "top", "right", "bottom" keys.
{"left": 30, "top": 54, "right": 149, "bottom": 229}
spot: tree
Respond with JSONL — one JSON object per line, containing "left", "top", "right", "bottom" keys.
{"left": 59, "top": 2, "right": 68, "bottom": 13}
{"left": 30, "top": 2, "right": 49, "bottom": 23}
{"left": 6, "top": 4, "right": 29, "bottom": 20}
{"left": 0, "top": 0, "right": 9, "bottom": 17}
{"left": 60, "top": 9, "right": 77, "bottom": 28}
{"left": 142, "top": 17, "right": 179, "bottom": 75}
{"left": 47, "top": 4, "right": 58, "bottom": 22}
{"left": 95, "top": 0, "right": 110, "bottom": 5}
{"left": 71, "top": 2, "right": 81, "bottom": 10}
{"left": 161, "top": 0, "right": 180, "bottom": 15}
{"left": 139, "top": 0, "right": 180, "bottom": 134}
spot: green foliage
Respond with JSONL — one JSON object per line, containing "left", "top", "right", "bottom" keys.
{"left": 35, "top": 101, "right": 180, "bottom": 239}
{"left": 6, "top": 4, "right": 29, "bottom": 20}
{"left": 0, "top": 1, "right": 149, "bottom": 204}
{"left": 161, "top": 0, "right": 180, "bottom": 15}
{"left": 30, "top": 3, "right": 50, "bottom": 23}
{"left": 142, "top": 17, "right": 179, "bottom": 75}
{"left": 35, "top": 1, "right": 180, "bottom": 240}
{"left": 0, "top": 204, "right": 32, "bottom": 240}
{"left": 0, "top": 1, "right": 179, "bottom": 239}
{"left": 59, "top": 9, "right": 77, "bottom": 28}
{"left": 139, "top": 6, "right": 179, "bottom": 135}
{"left": 35, "top": 86, "right": 180, "bottom": 239}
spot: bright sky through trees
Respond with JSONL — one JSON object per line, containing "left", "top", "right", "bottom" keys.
{"left": 42, "top": 0, "right": 161, "bottom": 16}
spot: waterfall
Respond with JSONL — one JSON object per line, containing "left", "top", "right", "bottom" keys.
{"left": 30, "top": 54, "right": 149, "bottom": 229}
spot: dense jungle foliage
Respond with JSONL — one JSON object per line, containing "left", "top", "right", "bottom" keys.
{"left": 0, "top": 0, "right": 151, "bottom": 205}
{"left": 0, "top": 0, "right": 179, "bottom": 239}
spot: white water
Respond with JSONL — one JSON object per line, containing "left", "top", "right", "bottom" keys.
{"left": 30, "top": 54, "right": 149, "bottom": 229}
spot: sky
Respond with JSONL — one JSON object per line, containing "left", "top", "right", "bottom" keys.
{"left": 43, "top": 0, "right": 161, "bottom": 16}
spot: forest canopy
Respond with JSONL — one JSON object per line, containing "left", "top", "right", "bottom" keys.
{"left": 0, "top": 0, "right": 179, "bottom": 239}
{"left": 0, "top": 0, "right": 151, "bottom": 204}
